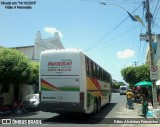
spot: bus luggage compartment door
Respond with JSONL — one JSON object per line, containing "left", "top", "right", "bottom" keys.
{"left": 41, "top": 77, "right": 80, "bottom": 103}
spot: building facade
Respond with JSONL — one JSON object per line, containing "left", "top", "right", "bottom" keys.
{"left": 13, "top": 31, "right": 64, "bottom": 61}
{"left": 154, "top": 34, "right": 160, "bottom": 78}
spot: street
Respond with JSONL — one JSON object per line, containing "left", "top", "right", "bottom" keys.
{"left": 1, "top": 93, "right": 159, "bottom": 127}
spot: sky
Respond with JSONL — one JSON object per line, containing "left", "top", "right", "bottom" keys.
{"left": 0, "top": 0, "right": 160, "bottom": 82}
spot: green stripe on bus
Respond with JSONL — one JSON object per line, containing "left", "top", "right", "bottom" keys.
{"left": 41, "top": 87, "right": 80, "bottom": 91}
{"left": 41, "top": 87, "right": 53, "bottom": 91}
{"left": 59, "top": 87, "right": 80, "bottom": 91}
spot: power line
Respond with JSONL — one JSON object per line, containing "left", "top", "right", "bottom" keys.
{"left": 132, "top": 0, "right": 136, "bottom": 64}
{"left": 94, "top": 24, "right": 141, "bottom": 49}
{"left": 152, "top": 0, "right": 159, "bottom": 18}
{"left": 154, "top": 5, "right": 160, "bottom": 20}
{"left": 84, "top": 2, "right": 143, "bottom": 52}
{"left": 137, "top": 5, "right": 145, "bottom": 63}
{"left": 104, "top": 0, "right": 142, "bottom": 4}
{"left": 84, "top": 16, "right": 129, "bottom": 52}
{"left": 152, "top": 20, "right": 160, "bottom": 33}
{"left": 152, "top": 20, "right": 160, "bottom": 29}
{"left": 133, "top": 61, "right": 138, "bottom": 66}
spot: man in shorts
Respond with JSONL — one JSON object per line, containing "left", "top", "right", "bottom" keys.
{"left": 126, "top": 89, "right": 134, "bottom": 109}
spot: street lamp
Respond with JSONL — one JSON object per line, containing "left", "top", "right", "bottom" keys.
{"left": 100, "top": 2, "right": 129, "bottom": 12}
{"left": 100, "top": 2, "right": 146, "bottom": 28}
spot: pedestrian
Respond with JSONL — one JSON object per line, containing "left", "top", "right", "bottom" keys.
{"left": 126, "top": 89, "right": 134, "bottom": 109}
{"left": 142, "top": 94, "right": 148, "bottom": 116}
{"left": 142, "top": 87, "right": 148, "bottom": 98}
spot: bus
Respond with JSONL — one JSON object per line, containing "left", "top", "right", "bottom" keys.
{"left": 39, "top": 49, "right": 112, "bottom": 114}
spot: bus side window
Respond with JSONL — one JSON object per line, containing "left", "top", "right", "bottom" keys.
{"left": 92, "top": 63, "right": 97, "bottom": 77}
{"left": 88, "top": 59, "right": 92, "bottom": 76}
{"left": 106, "top": 73, "right": 109, "bottom": 82}
{"left": 102, "top": 70, "right": 104, "bottom": 81}
{"left": 99, "top": 68, "right": 102, "bottom": 80}
{"left": 85, "top": 57, "right": 89, "bottom": 75}
{"left": 103, "top": 71, "right": 106, "bottom": 81}
{"left": 91, "top": 61, "right": 94, "bottom": 77}
{"left": 94, "top": 64, "right": 98, "bottom": 78}
{"left": 97, "top": 65, "right": 99, "bottom": 79}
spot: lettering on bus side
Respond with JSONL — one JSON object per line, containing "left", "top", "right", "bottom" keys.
{"left": 48, "top": 62, "right": 72, "bottom": 66}
{"left": 47, "top": 59, "right": 72, "bottom": 72}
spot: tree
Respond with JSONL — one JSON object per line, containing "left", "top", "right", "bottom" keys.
{"left": 121, "top": 64, "right": 150, "bottom": 88}
{"left": 0, "top": 48, "right": 31, "bottom": 97}
{"left": 118, "top": 81, "right": 126, "bottom": 86}
{"left": 112, "top": 81, "right": 120, "bottom": 89}
{"left": 28, "top": 62, "right": 39, "bottom": 93}
{"left": 121, "top": 66, "right": 136, "bottom": 86}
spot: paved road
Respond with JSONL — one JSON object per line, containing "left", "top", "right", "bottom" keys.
{"left": 1, "top": 93, "right": 159, "bottom": 127}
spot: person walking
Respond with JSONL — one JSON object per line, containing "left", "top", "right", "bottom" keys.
{"left": 126, "top": 89, "right": 134, "bottom": 109}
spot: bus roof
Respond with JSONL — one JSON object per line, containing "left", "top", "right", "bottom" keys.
{"left": 41, "top": 49, "right": 82, "bottom": 54}
{"left": 41, "top": 48, "right": 111, "bottom": 77}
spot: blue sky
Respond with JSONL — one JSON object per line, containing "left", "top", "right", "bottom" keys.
{"left": 0, "top": 0, "right": 160, "bottom": 82}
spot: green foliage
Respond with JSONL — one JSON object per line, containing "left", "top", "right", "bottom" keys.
{"left": 121, "top": 64, "right": 150, "bottom": 88}
{"left": 118, "top": 81, "right": 126, "bottom": 86}
{"left": 112, "top": 82, "right": 121, "bottom": 89}
{"left": 28, "top": 62, "right": 39, "bottom": 85}
{"left": 0, "top": 48, "right": 31, "bottom": 84}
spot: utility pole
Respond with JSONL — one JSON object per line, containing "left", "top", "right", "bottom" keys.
{"left": 133, "top": 61, "right": 138, "bottom": 67}
{"left": 145, "top": 0, "right": 158, "bottom": 108}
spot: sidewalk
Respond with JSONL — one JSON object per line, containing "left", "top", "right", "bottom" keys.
{"left": 115, "top": 100, "right": 160, "bottom": 127}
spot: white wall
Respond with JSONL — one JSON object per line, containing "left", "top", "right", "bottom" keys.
{"left": 14, "top": 46, "right": 34, "bottom": 59}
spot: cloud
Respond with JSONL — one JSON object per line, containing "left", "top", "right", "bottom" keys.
{"left": 116, "top": 49, "right": 135, "bottom": 59}
{"left": 44, "top": 27, "right": 63, "bottom": 37}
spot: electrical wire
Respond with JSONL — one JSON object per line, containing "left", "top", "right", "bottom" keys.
{"left": 84, "top": 2, "right": 143, "bottom": 52}
{"left": 104, "top": 0, "right": 142, "bottom": 4}
{"left": 137, "top": 4, "right": 145, "bottom": 64}
{"left": 84, "top": 16, "right": 129, "bottom": 52}
{"left": 152, "top": 20, "right": 160, "bottom": 33}
{"left": 154, "top": 6, "right": 160, "bottom": 20}
{"left": 152, "top": 0, "right": 159, "bottom": 18}
{"left": 83, "top": 24, "right": 141, "bottom": 54}
{"left": 90, "top": 24, "right": 141, "bottom": 50}
{"left": 132, "top": 0, "right": 136, "bottom": 65}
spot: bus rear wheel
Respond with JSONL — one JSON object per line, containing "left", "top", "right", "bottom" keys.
{"left": 93, "top": 99, "right": 97, "bottom": 114}
{"left": 97, "top": 98, "right": 101, "bottom": 112}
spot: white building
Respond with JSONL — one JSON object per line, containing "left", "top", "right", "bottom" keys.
{"left": 13, "top": 31, "right": 64, "bottom": 61}
{"left": 154, "top": 34, "right": 160, "bottom": 78}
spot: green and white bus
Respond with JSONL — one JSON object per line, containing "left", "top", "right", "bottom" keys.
{"left": 39, "top": 49, "right": 112, "bottom": 114}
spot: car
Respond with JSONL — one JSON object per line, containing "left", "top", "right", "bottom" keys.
{"left": 22, "top": 94, "right": 40, "bottom": 110}
{"left": 119, "top": 86, "right": 128, "bottom": 95}
{"left": 113, "top": 89, "right": 119, "bottom": 93}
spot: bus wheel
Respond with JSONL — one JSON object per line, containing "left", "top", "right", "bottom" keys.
{"left": 93, "top": 99, "right": 97, "bottom": 114}
{"left": 109, "top": 95, "right": 111, "bottom": 102}
{"left": 97, "top": 98, "right": 101, "bottom": 112}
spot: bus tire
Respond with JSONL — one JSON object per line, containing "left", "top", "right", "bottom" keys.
{"left": 109, "top": 95, "right": 111, "bottom": 102}
{"left": 97, "top": 98, "right": 101, "bottom": 112}
{"left": 93, "top": 99, "right": 97, "bottom": 114}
